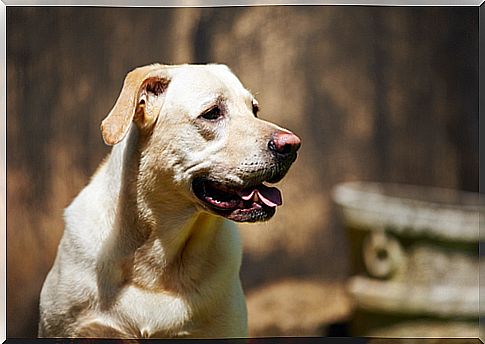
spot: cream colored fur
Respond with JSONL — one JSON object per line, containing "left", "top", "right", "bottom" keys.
{"left": 38, "top": 64, "right": 294, "bottom": 338}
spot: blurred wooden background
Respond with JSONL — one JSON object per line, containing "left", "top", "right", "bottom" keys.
{"left": 7, "top": 6, "right": 478, "bottom": 337}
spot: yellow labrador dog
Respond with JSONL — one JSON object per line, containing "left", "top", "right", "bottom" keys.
{"left": 38, "top": 64, "right": 300, "bottom": 338}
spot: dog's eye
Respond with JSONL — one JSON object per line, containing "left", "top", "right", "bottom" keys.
{"left": 200, "top": 106, "right": 223, "bottom": 121}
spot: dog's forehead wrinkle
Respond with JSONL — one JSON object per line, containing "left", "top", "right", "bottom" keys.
{"left": 169, "top": 66, "right": 249, "bottom": 107}
{"left": 165, "top": 88, "right": 226, "bottom": 119}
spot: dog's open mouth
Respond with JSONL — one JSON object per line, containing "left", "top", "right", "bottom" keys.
{"left": 192, "top": 178, "right": 282, "bottom": 222}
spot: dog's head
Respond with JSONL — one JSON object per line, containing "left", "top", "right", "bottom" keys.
{"left": 101, "top": 64, "right": 300, "bottom": 223}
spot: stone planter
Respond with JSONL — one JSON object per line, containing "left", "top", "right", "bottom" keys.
{"left": 332, "top": 181, "right": 484, "bottom": 337}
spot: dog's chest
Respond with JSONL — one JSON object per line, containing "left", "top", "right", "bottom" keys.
{"left": 113, "top": 286, "right": 195, "bottom": 337}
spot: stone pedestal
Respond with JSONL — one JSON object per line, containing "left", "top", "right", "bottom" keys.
{"left": 332, "top": 182, "right": 484, "bottom": 337}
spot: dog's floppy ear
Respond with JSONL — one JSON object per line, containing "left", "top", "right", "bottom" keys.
{"left": 101, "top": 64, "right": 170, "bottom": 145}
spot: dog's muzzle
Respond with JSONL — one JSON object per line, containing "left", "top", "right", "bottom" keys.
{"left": 192, "top": 130, "right": 301, "bottom": 223}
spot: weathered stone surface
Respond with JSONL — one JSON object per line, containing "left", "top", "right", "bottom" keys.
{"left": 334, "top": 181, "right": 482, "bottom": 337}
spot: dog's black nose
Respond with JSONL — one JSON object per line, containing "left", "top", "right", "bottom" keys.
{"left": 268, "top": 131, "right": 301, "bottom": 156}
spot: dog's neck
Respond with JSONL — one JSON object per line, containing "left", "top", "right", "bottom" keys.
{"left": 96, "top": 125, "right": 225, "bottom": 296}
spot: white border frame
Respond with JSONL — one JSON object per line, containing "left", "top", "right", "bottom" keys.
{"left": 1, "top": 2, "right": 482, "bottom": 342}
{"left": 2, "top": 0, "right": 484, "bottom": 6}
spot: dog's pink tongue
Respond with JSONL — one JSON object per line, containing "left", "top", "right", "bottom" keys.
{"left": 239, "top": 185, "right": 282, "bottom": 207}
